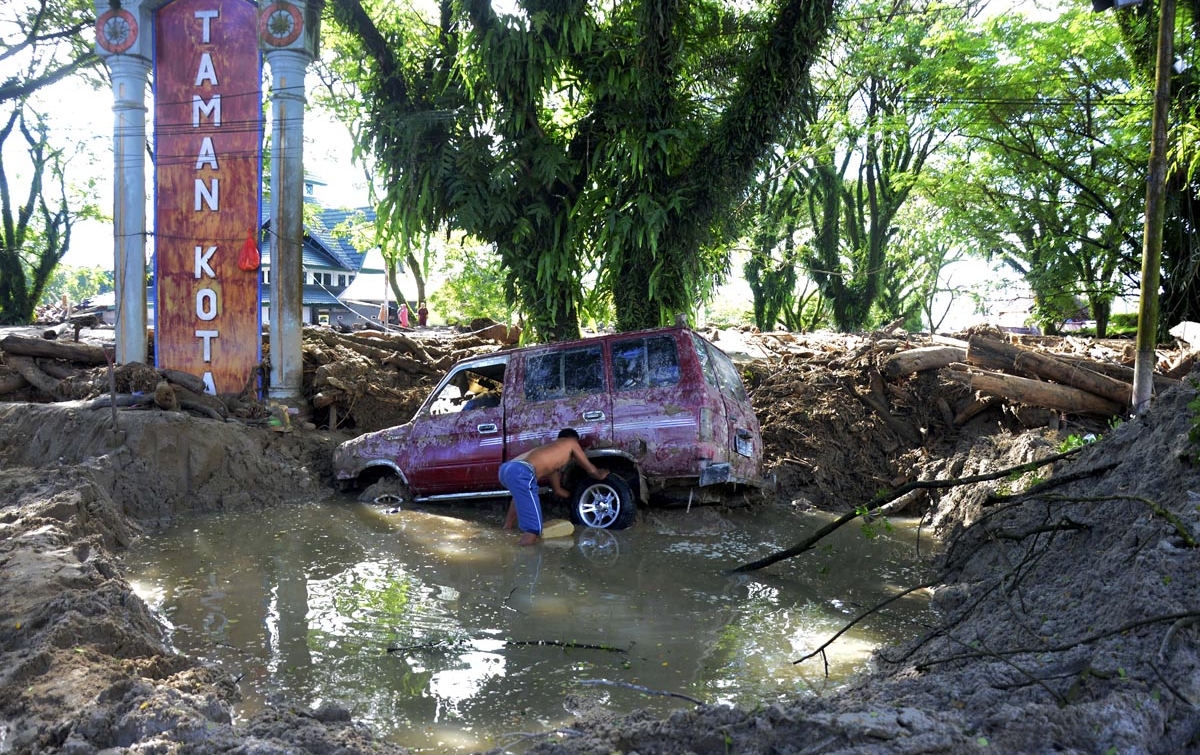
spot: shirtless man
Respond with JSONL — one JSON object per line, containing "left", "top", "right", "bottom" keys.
{"left": 499, "top": 428, "right": 609, "bottom": 546}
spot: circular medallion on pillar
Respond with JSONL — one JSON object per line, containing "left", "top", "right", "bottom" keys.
{"left": 96, "top": 8, "right": 138, "bottom": 54}
{"left": 258, "top": 2, "right": 304, "bottom": 47}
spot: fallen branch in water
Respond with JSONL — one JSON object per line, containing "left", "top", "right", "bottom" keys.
{"left": 387, "top": 638, "right": 628, "bottom": 654}
{"left": 793, "top": 580, "right": 938, "bottom": 670}
{"left": 728, "top": 447, "right": 1086, "bottom": 574}
{"left": 577, "top": 678, "right": 705, "bottom": 705}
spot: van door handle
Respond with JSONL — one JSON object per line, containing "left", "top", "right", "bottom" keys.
{"left": 477, "top": 423, "right": 499, "bottom": 434}
{"left": 582, "top": 411, "right": 605, "bottom": 421}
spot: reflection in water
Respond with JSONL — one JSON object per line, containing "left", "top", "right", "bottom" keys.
{"left": 123, "top": 501, "right": 933, "bottom": 753}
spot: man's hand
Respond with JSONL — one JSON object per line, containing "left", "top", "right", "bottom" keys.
{"left": 592, "top": 468, "right": 609, "bottom": 480}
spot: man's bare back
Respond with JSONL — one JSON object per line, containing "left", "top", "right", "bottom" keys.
{"left": 502, "top": 433, "right": 609, "bottom": 542}
{"left": 513, "top": 436, "right": 608, "bottom": 492}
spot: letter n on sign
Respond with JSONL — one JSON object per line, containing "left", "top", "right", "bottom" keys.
{"left": 154, "top": 0, "right": 262, "bottom": 395}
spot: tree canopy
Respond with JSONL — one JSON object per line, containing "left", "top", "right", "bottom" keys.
{"left": 324, "top": 0, "right": 835, "bottom": 341}
{"left": 0, "top": 0, "right": 100, "bottom": 324}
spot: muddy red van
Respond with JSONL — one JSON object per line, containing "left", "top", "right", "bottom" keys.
{"left": 332, "top": 325, "right": 771, "bottom": 529}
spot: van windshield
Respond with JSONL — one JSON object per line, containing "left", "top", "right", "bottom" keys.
{"left": 426, "top": 363, "right": 506, "bottom": 415}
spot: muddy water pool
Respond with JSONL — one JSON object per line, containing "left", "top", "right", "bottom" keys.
{"left": 122, "top": 499, "right": 933, "bottom": 753}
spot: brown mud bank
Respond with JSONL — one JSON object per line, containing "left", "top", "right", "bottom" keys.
{"left": 1, "top": 381, "right": 1199, "bottom": 753}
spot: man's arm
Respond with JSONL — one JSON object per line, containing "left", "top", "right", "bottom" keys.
{"left": 549, "top": 470, "right": 571, "bottom": 499}
{"left": 569, "top": 441, "right": 609, "bottom": 480}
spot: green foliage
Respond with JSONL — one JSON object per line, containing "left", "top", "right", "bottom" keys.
{"left": 740, "top": 0, "right": 972, "bottom": 334}
{"left": 40, "top": 265, "right": 112, "bottom": 307}
{"left": 932, "top": 8, "right": 1140, "bottom": 338}
{"left": 430, "top": 240, "right": 512, "bottom": 326}
{"left": 0, "top": 0, "right": 103, "bottom": 324}
{"left": 855, "top": 503, "right": 891, "bottom": 540}
{"left": 0, "top": 107, "right": 92, "bottom": 324}
{"left": 1056, "top": 433, "right": 1097, "bottom": 454}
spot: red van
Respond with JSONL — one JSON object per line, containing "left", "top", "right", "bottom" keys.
{"left": 332, "top": 325, "right": 771, "bottom": 529}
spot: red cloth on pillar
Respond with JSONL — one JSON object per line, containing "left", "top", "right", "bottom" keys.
{"left": 238, "top": 227, "right": 260, "bottom": 271}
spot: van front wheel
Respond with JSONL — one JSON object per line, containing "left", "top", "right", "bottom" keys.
{"left": 570, "top": 475, "right": 636, "bottom": 530}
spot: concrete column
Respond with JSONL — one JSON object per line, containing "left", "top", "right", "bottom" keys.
{"left": 265, "top": 49, "right": 310, "bottom": 403}
{"left": 100, "top": 48, "right": 151, "bottom": 364}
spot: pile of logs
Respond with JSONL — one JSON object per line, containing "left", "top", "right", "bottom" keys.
{"left": 0, "top": 334, "right": 263, "bottom": 421}
{"left": 0, "top": 320, "right": 524, "bottom": 430}
{"left": 882, "top": 334, "right": 1187, "bottom": 422}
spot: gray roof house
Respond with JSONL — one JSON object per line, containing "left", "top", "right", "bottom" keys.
{"left": 258, "top": 178, "right": 385, "bottom": 326}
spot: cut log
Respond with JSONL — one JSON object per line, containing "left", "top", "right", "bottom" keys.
{"left": 159, "top": 368, "right": 208, "bottom": 395}
{"left": 947, "top": 365, "right": 1124, "bottom": 416}
{"left": 7, "top": 355, "right": 62, "bottom": 397}
{"left": 0, "top": 335, "right": 108, "bottom": 364}
{"left": 967, "top": 336, "right": 1133, "bottom": 406}
{"left": 882, "top": 345, "right": 967, "bottom": 379}
{"left": 0, "top": 370, "right": 30, "bottom": 395}
{"left": 1058, "top": 356, "right": 1178, "bottom": 395}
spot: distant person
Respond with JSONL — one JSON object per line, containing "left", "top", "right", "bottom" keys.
{"left": 499, "top": 429, "right": 608, "bottom": 546}
{"left": 418, "top": 301, "right": 429, "bottom": 327}
{"left": 399, "top": 301, "right": 410, "bottom": 328}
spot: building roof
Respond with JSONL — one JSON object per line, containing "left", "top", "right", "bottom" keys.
{"left": 258, "top": 199, "right": 378, "bottom": 275}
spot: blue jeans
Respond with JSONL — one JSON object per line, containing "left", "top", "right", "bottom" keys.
{"left": 499, "top": 459, "right": 542, "bottom": 535}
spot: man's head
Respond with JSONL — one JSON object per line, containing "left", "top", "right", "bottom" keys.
{"left": 557, "top": 428, "right": 580, "bottom": 441}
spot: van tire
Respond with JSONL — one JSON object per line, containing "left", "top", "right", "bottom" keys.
{"left": 570, "top": 475, "right": 636, "bottom": 530}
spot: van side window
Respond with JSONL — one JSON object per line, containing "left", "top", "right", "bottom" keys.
{"left": 647, "top": 336, "right": 680, "bottom": 387}
{"left": 613, "top": 336, "right": 679, "bottom": 390}
{"left": 525, "top": 346, "right": 605, "bottom": 401}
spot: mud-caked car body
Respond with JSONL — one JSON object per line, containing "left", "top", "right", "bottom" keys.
{"left": 332, "top": 325, "right": 771, "bottom": 529}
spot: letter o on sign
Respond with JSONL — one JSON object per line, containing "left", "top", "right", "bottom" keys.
{"left": 196, "top": 289, "right": 218, "bottom": 321}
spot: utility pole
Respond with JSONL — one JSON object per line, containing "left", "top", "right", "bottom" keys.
{"left": 1131, "top": 0, "right": 1175, "bottom": 414}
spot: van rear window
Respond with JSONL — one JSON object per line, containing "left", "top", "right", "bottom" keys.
{"left": 525, "top": 346, "right": 606, "bottom": 401}
{"left": 705, "top": 342, "right": 749, "bottom": 402}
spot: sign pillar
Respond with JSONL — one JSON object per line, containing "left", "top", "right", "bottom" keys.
{"left": 95, "top": 2, "right": 152, "bottom": 365}
{"left": 153, "top": 0, "right": 263, "bottom": 395}
{"left": 259, "top": 0, "right": 322, "bottom": 403}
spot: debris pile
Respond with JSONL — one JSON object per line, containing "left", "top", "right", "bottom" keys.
{"left": 737, "top": 326, "right": 1190, "bottom": 510}
{"left": 0, "top": 322, "right": 522, "bottom": 430}
{"left": 299, "top": 325, "right": 517, "bottom": 432}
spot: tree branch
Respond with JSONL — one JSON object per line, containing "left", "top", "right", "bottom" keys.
{"left": 728, "top": 446, "right": 1085, "bottom": 573}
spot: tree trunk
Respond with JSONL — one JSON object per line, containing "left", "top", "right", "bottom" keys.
{"left": 0, "top": 335, "right": 108, "bottom": 364}
{"left": 966, "top": 335, "right": 1133, "bottom": 406}
{"left": 947, "top": 364, "right": 1124, "bottom": 416}
{"left": 881, "top": 345, "right": 966, "bottom": 379}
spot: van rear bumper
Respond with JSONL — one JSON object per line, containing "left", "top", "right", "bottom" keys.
{"left": 699, "top": 463, "right": 776, "bottom": 491}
